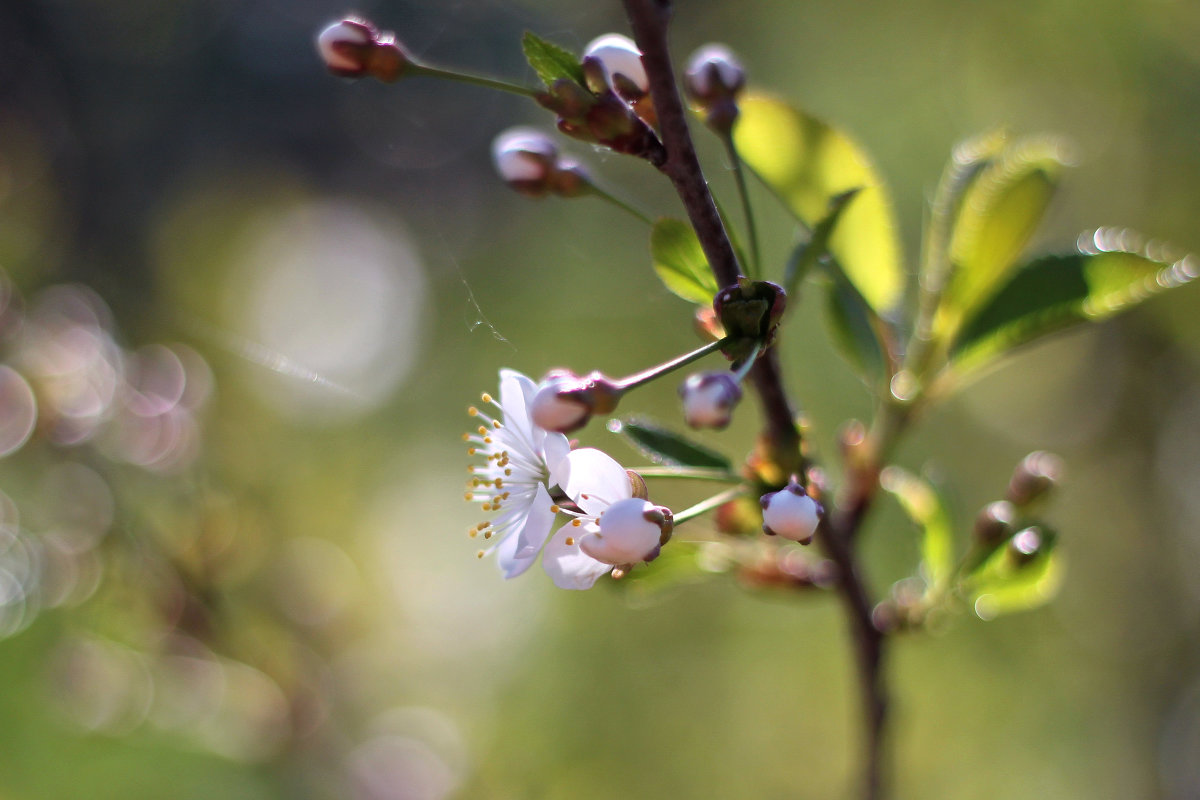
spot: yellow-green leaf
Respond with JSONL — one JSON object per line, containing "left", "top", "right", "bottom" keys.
{"left": 880, "top": 467, "right": 954, "bottom": 592}
{"left": 968, "top": 550, "right": 1063, "bottom": 620}
{"left": 950, "top": 229, "right": 1199, "bottom": 375}
{"left": 733, "top": 92, "right": 904, "bottom": 312}
{"left": 934, "top": 138, "right": 1067, "bottom": 339}
{"left": 650, "top": 217, "right": 719, "bottom": 305}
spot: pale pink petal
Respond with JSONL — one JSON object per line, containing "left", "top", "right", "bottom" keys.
{"left": 543, "top": 432, "right": 571, "bottom": 488}
{"left": 498, "top": 368, "right": 537, "bottom": 445}
{"left": 495, "top": 527, "right": 540, "bottom": 579}
{"left": 543, "top": 524, "right": 612, "bottom": 590}
{"left": 560, "top": 447, "right": 631, "bottom": 517}
{"left": 513, "top": 484, "right": 556, "bottom": 559}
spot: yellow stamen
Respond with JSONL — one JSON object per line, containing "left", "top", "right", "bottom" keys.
{"left": 492, "top": 420, "right": 501, "bottom": 429}
{"left": 565, "top": 536, "right": 575, "bottom": 546}
{"left": 481, "top": 393, "right": 492, "bottom": 403}
{"left": 572, "top": 519, "right": 582, "bottom": 527}
{"left": 477, "top": 550, "right": 485, "bottom": 559}
{"left": 549, "top": 505, "right": 560, "bottom": 513}
{"left": 468, "top": 407, "right": 479, "bottom": 416}
{"left": 483, "top": 531, "right": 493, "bottom": 539}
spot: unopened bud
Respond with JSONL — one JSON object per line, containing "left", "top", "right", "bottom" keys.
{"left": 491, "top": 128, "right": 559, "bottom": 196}
{"left": 1007, "top": 525, "right": 1046, "bottom": 566}
{"left": 684, "top": 44, "right": 745, "bottom": 133}
{"left": 530, "top": 369, "right": 621, "bottom": 433}
{"left": 973, "top": 500, "right": 1016, "bottom": 547}
{"left": 579, "top": 498, "right": 673, "bottom": 565}
{"left": 316, "top": 18, "right": 409, "bottom": 82}
{"left": 713, "top": 279, "right": 787, "bottom": 362}
{"left": 760, "top": 477, "right": 823, "bottom": 544}
{"left": 679, "top": 371, "right": 742, "bottom": 429}
{"left": 1006, "top": 451, "right": 1064, "bottom": 508}
{"left": 582, "top": 34, "right": 649, "bottom": 97}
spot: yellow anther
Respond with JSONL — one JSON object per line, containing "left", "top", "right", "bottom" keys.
{"left": 461, "top": 432, "right": 470, "bottom": 441}
{"left": 483, "top": 531, "right": 493, "bottom": 539}
{"left": 464, "top": 492, "right": 473, "bottom": 501}
{"left": 581, "top": 493, "right": 590, "bottom": 500}
{"left": 492, "top": 420, "right": 501, "bottom": 429}
{"left": 481, "top": 393, "right": 493, "bottom": 403}
{"left": 504, "top": 468, "right": 512, "bottom": 476}
{"left": 468, "top": 407, "right": 479, "bottom": 416}
{"left": 483, "top": 437, "right": 492, "bottom": 444}
{"left": 549, "top": 505, "right": 560, "bottom": 513}
{"left": 477, "top": 550, "right": 485, "bottom": 559}
{"left": 467, "top": 447, "right": 477, "bottom": 455}
{"left": 477, "top": 426, "right": 487, "bottom": 435}
{"left": 494, "top": 478, "right": 503, "bottom": 488}
{"left": 572, "top": 519, "right": 582, "bottom": 527}
{"left": 468, "top": 529, "right": 478, "bottom": 538}
{"left": 565, "top": 536, "right": 575, "bottom": 546}
{"left": 478, "top": 521, "right": 490, "bottom": 529}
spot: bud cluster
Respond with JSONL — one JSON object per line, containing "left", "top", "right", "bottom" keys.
{"left": 536, "top": 34, "right": 665, "bottom": 163}
{"left": 683, "top": 44, "right": 747, "bottom": 133}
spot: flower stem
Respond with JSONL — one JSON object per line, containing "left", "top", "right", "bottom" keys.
{"left": 614, "top": 339, "right": 727, "bottom": 392}
{"left": 585, "top": 184, "right": 655, "bottom": 225}
{"left": 722, "top": 134, "right": 761, "bottom": 276}
{"left": 673, "top": 486, "right": 746, "bottom": 525}
{"left": 408, "top": 62, "right": 539, "bottom": 98}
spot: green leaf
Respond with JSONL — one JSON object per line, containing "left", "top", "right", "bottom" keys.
{"left": 609, "top": 417, "right": 732, "bottom": 471}
{"left": 784, "top": 188, "right": 859, "bottom": 296}
{"left": 935, "top": 138, "right": 1067, "bottom": 339}
{"left": 950, "top": 229, "right": 1199, "bottom": 373}
{"left": 733, "top": 92, "right": 904, "bottom": 312}
{"left": 964, "top": 531, "right": 1063, "bottom": 620}
{"left": 825, "top": 266, "right": 888, "bottom": 385}
{"left": 522, "top": 31, "right": 585, "bottom": 88}
{"left": 650, "top": 217, "right": 720, "bottom": 305}
{"left": 880, "top": 467, "right": 954, "bottom": 593}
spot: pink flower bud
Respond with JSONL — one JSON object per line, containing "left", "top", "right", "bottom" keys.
{"left": 579, "top": 497, "right": 672, "bottom": 565}
{"left": 316, "top": 17, "right": 409, "bottom": 82}
{"left": 491, "top": 128, "right": 559, "bottom": 196}
{"left": 684, "top": 44, "right": 746, "bottom": 103}
{"left": 582, "top": 34, "right": 649, "bottom": 95}
{"left": 760, "top": 479, "right": 823, "bottom": 544}
{"left": 679, "top": 371, "right": 742, "bottom": 429}
{"left": 530, "top": 369, "right": 621, "bottom": 433}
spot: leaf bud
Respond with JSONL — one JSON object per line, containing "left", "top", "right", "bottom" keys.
{"left": 713, "top": 279, "right": 787, "bottom": 363}
{"left": 582, "top": 34, "right": 649, "bottom": 98}
{"left": 1007, "top": 525, "right": 1046, "bottom": 567}
{"left": 530, "top": 369, "right": 621, "bottom": 433}
{"left": 1006, "top": 451, "right": 1064, "bottom": 508}
{"left": 316, "top": 18, "right": 410, "bottom": 82}
{"left": 972, "top": 500, "right": 1016, "bottom": 547}
{"left": 759, "top": 477, "right": 823, "bottom": 544}
{"left": 579, "top": 498, "right": 673, "bottom": 565}
{"left": 679, "top": 371, "right": 742, "bottom": 429}
{"left": 684, "top": 44, "right": 746, "bottom": 133}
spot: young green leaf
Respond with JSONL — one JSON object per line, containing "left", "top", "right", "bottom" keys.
{"left": 650, "top": 217, "right": 720, "bottom": 305}
{"left": 824, "top": 267, "right": 889, "bottom": 386}
{"left": 522, "top": 31, "right": 585, "bottom": 88}
{"left": 784, "top": 188, "right": 859, "bottom": 296}
{"left": 949, "top": 229, "right": 1198, "bottom": 375}
{"left": 609, "top": 417, "right": 732, "bottom": 471}
{"left": 733, "top": 93, "right": 904, "bottom": 313}
{"left": 964, "top": 530, "right": 1062, "bottom": 620}
{"left": 934, "top": 138, "right": 1068, "bottom": 340}
{"left": 880, "top": 467, "right": 955, "bottom": 593}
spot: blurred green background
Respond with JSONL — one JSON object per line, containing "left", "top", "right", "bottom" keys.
{"left": 0, "top": 0, "right": 1198, "bottom": 797}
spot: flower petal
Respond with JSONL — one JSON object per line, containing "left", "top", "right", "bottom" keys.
{"left": 560, "top": 447, "right": 631, "bottom": 517}
{"left": 494, "top": 526, "right": 540, "bottom": 579}
{"left": 513, "top": 484, "right": 556, "bottom": 559}
{"left": 543, "top": 524, "right": 612, "bottom": 590}
{"left": 498, "top": 368, "right": 537, "bottom": 446}
{"left": 543, "top": 432, "right": 571, "bottom": 488}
